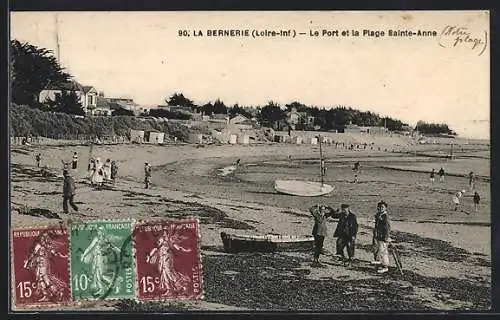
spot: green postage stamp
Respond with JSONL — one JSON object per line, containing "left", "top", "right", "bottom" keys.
{"left": 69, "top": 220, "right": 135, "bottom": 301}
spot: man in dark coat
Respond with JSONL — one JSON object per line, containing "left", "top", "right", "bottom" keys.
{"left": 334, "top": 204, "right": 358, "bottom": 262}
{"left": 63, "top": 170, "right": 78, "bottom": 214}
{"left": 310, "top": 204, "right": 336, "bottom": 265}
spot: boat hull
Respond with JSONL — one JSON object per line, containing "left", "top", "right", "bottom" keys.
{"left": 221, "top": 232, "right": 315, "bottom": 253}
{"left": 274, "top": 180, "right": 335, "bottom": 197}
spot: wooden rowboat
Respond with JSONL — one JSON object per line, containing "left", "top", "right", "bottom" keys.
{"left": 274, "top": 180, "right": 335, "bottom": 197}
{"left": 220, "top": 231, "right": 315, "bottom": 253}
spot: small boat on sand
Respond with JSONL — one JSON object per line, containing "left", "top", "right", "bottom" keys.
{"left": 220, "top": 231, "right": 314, "bottom": 253}
{"left": 274, "top": 180, "right": 335, "bottom": 197}
{"left": 274, "top": 134, "right": 334, "bottom": 197}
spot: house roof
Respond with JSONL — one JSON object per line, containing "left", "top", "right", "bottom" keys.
{"left": 44, "top": 80, "right": 83, "bottom": 91}
{"left": 96, "top": 96, "right": 110, "bottom": 109}
{"left": 82, "top": 86, "right": 96, "bottom": 94}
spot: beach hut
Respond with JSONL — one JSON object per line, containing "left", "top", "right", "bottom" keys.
{"left": 238, "top": 134, "right": 250, "bottom": 144}
{"left": 294, "top": 136, "right": 303, "bottom": 144}
{"left": 130, "top": 129, "right": 145, "bottom": 143}
{"left": 188, "top": 133, "right": 203, "bottom": 144}
{"left": 145, "top": 131, "right": 164, "bottom": 144}
{"left": 230, "top": 135, "right": 238, "bottom": 144}
{"left": 311, "top": 137, "right": 318, "bottom": 145}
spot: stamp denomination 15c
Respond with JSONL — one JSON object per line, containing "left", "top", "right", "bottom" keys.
{"left": 69, "top": 220, "right": 135, "bottom": 301}
{"left": 11, "top": 226, "right": 71, "bottom": 309}
{"left": 134, "top": 219, "right": 203, "bottom": 301}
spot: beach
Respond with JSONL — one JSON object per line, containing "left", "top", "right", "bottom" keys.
{"left": 10, "top": 139, "right": 491, "bottom": 311}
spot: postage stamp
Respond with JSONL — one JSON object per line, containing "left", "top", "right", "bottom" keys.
{"left": 134, "top": 218, "right": 203, "bottom": 301}
{"left": 69, "top": 220, "right": 135, "bottom": 301}
{"left": 11, "top": 226, "right": 71, "bottom": 309}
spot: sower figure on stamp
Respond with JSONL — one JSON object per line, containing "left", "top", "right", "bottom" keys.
{"left": 23, "top": 231, "right": 68, "bottom": 302}
{"left": 309, "top": 204, "right": 336, "bottom": 266}
{"left": 146, "top": 228, "right": 192, "bottom": 296}
{"left": 372, "top": 201, "right": 391, "bottom": 274}
{"left": 80, "top": 226, "right": 122, "bottom": 296}
{"left": 144, "top": 162, "right": 152, "bottom": 189}
{"left": 334, "top": 204, "right": 358, "bottom": 263}
{"left": 63, "top": 169, "right": 79, "bottom": 214}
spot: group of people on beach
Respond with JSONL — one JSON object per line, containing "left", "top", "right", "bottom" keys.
{"left": 310, "top": 200, "right": 391, "bottom": 274}
{"left": 88, "top": 156, "right": 119, "bottom": 187}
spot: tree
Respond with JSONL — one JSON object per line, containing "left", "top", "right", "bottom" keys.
{"left": 258, "top": 101, "right": 285, "bottom": 127}
{"left": 228, "top": 104, "right": 252, "bottom": 119}
{"left": 166, "top": 93, "right": 194, "bottom": 107}
{"left": 46, "top": 91, "right": 85, "bottom": 116}
{"left": 200, "top": 102, "right": 214, "bottom": 116}
{"left": 213, "top": 99, "right": 227, "bottom": 114}
{"left": 11, "top": 39, "right": 71, "bottom": 105}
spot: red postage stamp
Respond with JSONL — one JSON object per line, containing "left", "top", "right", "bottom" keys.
{"left": 11, "top": 226, "right": 71, "bottom": 309}
{"left": 133, "top": 218, "right": 203, "bottom": 301}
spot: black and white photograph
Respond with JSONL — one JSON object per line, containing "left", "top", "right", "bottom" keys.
{"left": 9, "top": 11, "right": 490, "bottom": 312}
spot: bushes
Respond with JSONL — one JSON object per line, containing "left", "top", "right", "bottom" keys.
{"left": 9, "top": 104, "right": 194, "bottom": 141}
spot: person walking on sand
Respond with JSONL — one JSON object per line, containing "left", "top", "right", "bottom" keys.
{"left": 452, "top": 190, "right": 465, "bottom": 212}
{"left": 102, "top": 159, "right": 112, "bottom": 182}
{"left": 72, "top": 152, "right": 78, "bottom": 169}
{"left": 468, "top": 171, "right": 476, "bottom": 191}
{"left": 35, "top": 153, "right": 41, "bottom": 168}
{"left": 353, "top": 161, "right": 360, "bottom": 183}
{"left": 144, "top": 162, "right": 152, "bottom": 189}
{"left": 438, "top": 167, "right": 445, "bottom": 183}
{"left": 309, "top": 204, "right": 336, "bottom": 266}
{"left": 473, "top": 191, "right": 480, "bottom": 213}
{"left": 430, "top": 168, "right": 436, "bottom": 183}
{"left": 62, "top": 169, "right": 78, "bottom": 214}
{"left": 372, "top": 201, "right": 391, "bottom": 274}
{"left": 333, "top": 204, "right": 358, "bottom": 263}
{"left": 110, "top": 161, "right": 118, "bottom": 185}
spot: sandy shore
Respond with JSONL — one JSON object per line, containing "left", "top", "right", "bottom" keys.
{"left": 10, "top": 141, "right": 491, "bottom": 311}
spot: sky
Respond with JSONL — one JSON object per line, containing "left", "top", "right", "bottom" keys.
{"left": 10, "top": 11, "right": 490, "bottom": 139}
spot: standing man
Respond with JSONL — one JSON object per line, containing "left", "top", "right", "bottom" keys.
{"left": 144, "top": 162, "right": 152, "bottom": 189}
{"left": 110, "top": 161, "right": 118, "bottom": 185}
{"left": 309, "top": 204, "right": 335, "bottom": 266}
{"left": 63, "top": 170, "right": 79, "bottom": 214}
{"left": 473, "top": 191, "right": 481, "bottom": 213}
{"left": 372, "top": 201, "right": 391, "bottom": 274}
{"left": 468, "top": 171, "right": 476, "bottom": 191}
{"left": 35, "top": 153, "right": 41, "bottom": 168}
{"left": 438, "top": 167, "right": 445, "bottom": 183}
{"left": 333, "top": 204, "right": 358, "bottom": 262}
{"left": 72, "top": 152, "right": 78, "bottom": 169}
{"left": 430, "top": 168, "right": 436, "bottom": 183}
{"left": 353, "top": 161, "right": 360, "bottom": 183}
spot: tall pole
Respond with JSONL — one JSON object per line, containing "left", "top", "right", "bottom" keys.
{"left": 319, "top": 134, "right": 324, "bottom": 186}
{"left": 55, "top": 14, "right": 61, "bottom": 62}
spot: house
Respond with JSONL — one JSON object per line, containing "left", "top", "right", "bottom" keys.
{"left": 144, "top": 130, "right": 165, "bottom": 144}
{"left": 229, "top": 114, "right": 250, "bottom": 125}
{"left": 130, "top": 129, "right": 145, "bottom": 143}
{"left": 93, "top": 96, "right": 112, "bottom": 116}
{"left": 285, "top": 107, "right": 315, "bottom": 130}
{"left": 286, "top": 107, "right": 301, "bottom": 126}
{"left": 107, "top": 97, "right": 142, "bottom": 115}
{"left": 38, "top": 81, "right": 98, "bottom": 115}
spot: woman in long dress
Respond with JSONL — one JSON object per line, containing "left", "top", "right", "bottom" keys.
{"left": 91, "top": 157, "right": 104, "bottom": 186}
{"left": 146, "top": 229, "right": 191, "bottom": 296}
{"left": 102, "top": 159, "right": 112, "bottom": 182}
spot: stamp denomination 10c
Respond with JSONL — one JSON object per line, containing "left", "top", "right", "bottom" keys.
{"left": 69, "top": 220, "right": 135, "bottom": 301}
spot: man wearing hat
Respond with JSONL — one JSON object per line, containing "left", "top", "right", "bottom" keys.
{"left": 333, "top": 204, "right": 358, "bottom": 262}
{"left": 63, "top": 169, "right": 78, "bottom": 214}
{"left": 372, "top": 201, "right": 391, "bottom": 273}
{"left": 309, "top": 204, "right": 336, "bottom": 265}
{"left": 144, "top": 162, "right": 152, "bottom": 189}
